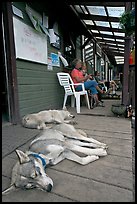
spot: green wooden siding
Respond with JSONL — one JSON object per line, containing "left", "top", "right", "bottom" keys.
{"left": 16, "top": 59, "right": 65, "bottom": 117}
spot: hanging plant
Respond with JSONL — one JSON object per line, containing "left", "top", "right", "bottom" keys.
{"left": 119, "top": 9, "right": 135, "bottom": 36}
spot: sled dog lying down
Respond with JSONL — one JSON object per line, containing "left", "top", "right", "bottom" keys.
{"left": 22, "top": 110, "right": 76, "bottom": 129}
{"left": 2, "top": 123, "right": 108, "bottom": 194}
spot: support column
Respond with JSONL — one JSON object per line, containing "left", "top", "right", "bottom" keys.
{"left": 122, "top": 37, "right": 131, "bottom": 105}
{"left": 122, "top": 2, "right": 132, "bottom": 106}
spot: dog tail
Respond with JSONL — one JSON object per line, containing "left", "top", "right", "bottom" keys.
{"left": 2, "top": 185, "right": 16, "bottom": 195}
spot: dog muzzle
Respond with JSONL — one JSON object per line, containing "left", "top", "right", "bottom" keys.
{"left": 70, "top": 114, "right": 75, "bottom": 118}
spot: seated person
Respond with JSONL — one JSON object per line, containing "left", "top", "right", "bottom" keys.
{"left": 93, "top": 71, "right": 107, "bottom": 103}
{"left": 94, "top": 71, "right": 118, "bottom": 96}
{"left": 71, "top": 59, "right": 105, "bottom": 107}
{"left": 94, "top": 71, "right": 107, "bottom": 92}
{"left": 81, "top": 62, "right": 88, "bottom": 77}
{"left": 108, "top": 80, "right": 119, "bottom": 95}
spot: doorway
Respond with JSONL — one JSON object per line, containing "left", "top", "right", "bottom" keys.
{"left": 2, "top": 65, "right": 9, "bottom": 122}
{"left": 2, "top": 13, "right": 9, "bottom": 123}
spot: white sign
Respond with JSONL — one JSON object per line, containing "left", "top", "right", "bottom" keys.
{"left": 49, "top": 29, "right": 56, "bottom": 44}
{"left": 13, "top": 17, "right": 48, "bottom": 64}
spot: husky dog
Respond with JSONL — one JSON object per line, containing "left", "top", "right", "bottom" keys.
{"left": 22, "top": 110, "right": 76, "bottom": 129}
{"left": 2, "top": 123, "right": 108, "bottom": 195}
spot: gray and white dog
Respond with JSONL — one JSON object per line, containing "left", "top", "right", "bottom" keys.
{"left": 22, "top": 109, "right": 76, "bottom": 129}
{"left": 2, "top": 123, "right": 108, "bottom": 195}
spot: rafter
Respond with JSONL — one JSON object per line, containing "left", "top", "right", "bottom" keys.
{"left": 79, "top": 13, "right": 120, "bottom": 22}
{"left": 100, "top": 43, "right": 124, "bottom": 49}
{"left": 87, "top": 25, "right": 124, "bottom": 33}
{"left": 66, "top": 1, "right": 127, "bottom": 65}
{"left": 97, "top": 39, "right": 125, "bottom": 45}
{"left": 85, "top": 46, "right": 93, "bottom": 52}
{"left": 92, "top": 33, "right": 124, "bottom": 40}
{"left": 66, "top": 1, "right": 125, "bottom": 7}
{"left": 81, "top": 38, "right": 92, "bottom": 49}
{"left": 104, "top": 50, "right": 124, "bottom": 56}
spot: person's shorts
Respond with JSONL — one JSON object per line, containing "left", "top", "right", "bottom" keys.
{"left": 89, "top": 86, "right": 98, "bottom": 95}
{"left": 75, "top": 80, "right": 98, "bottom": 95}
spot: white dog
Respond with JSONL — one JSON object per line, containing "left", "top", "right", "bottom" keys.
{"left": 2, "top": 123, "right": 108, "bottom": 195}
{"left": 22, "top": 110, "right": 76, "bottom": 129}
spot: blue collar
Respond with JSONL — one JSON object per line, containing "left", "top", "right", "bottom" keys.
{"left": 30, "top": 153, "right": 46, "bottom": 169}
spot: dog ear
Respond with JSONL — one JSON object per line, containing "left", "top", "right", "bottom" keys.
{"left": 15, "top": 149, "right": 30, "bottom": 164}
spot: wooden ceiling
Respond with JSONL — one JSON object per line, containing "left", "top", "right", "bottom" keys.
{"left": 65, "top": 1, "right": 134, "bottom": 66}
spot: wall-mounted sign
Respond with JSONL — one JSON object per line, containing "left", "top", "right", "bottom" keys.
{"left": 12, "top": 5, "right": 23, "bottom": 18}
{"left": 51, "top": 33, "right": 61, "bottom": 50}
{"left": 47, "top": 57, "right": 53, "bottom": 70}
{"left": 51, "top": 53, "right": 60, "bottom": 67}
{"left": 13, "top": 17, "right": 48, "bottom": 64}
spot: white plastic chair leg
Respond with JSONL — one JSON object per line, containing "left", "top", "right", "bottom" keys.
{"left": 63, "top": 94, "right": 68, "bottom": 109}
{"left": 71, "top": 95, "right": 75, "bottom": 107}
{"left": 85, "top": 94, "right": 90, "bottom": 109}
{"left": 75, "top": 94, "right": 80, "bottom": 113}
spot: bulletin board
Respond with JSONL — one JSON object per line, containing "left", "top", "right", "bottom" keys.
{"left": 13, "top": 17, "right": 48, "bottom": 64}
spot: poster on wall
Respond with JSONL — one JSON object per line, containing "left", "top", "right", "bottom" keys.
{"left": 13, "top": 17, "right": 48, "bottom": 64}
{"left": 51, "top": 53, "right": 60, "bottom": 67}
{"left": 51, "top": 33, "right": 61, "bottom": 49}
{"left": 12, "top": 5, "right": 23, "bottom": 19}
{"left": 47, "top": 57, "right": 53, "bottom": 70}
{"left": 25, "top": 4, "right": 42, "bottom": 33}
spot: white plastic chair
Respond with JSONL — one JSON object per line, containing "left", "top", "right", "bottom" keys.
{"left": 57, "top": 72, "right": 90, "bottom": 113}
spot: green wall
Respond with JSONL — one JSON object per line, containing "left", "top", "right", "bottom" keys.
{"left": 16, "top": 60, "right": 64, "bottom": 117}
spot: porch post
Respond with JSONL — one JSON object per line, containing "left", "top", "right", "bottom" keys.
{"left": 121, "top": 2, "right": 132, "bottom": 106}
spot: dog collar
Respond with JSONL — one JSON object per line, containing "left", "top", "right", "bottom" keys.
{"left": 30, "top": 153, "right": 46, "bottom": 169}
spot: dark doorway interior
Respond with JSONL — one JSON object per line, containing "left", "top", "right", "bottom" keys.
{"left": 2, "top": 22, "right": 9, "bottom": 123}
{"left": 2, "top": 65, "right": 9, "bottom": 122}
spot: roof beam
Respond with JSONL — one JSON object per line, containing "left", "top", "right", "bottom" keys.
{"left": 66, "top": 1, "right": 125, "bottom": 6}
{"left": 85, "top": 56, "right": 93, "bottom": 61}
{"left": 81, "top": 37, "right": 92, "bottom": 49}
{"left": 92, "top": 33, "right": 124, "bottom": 40}
{"left": 69, "top": 5, "right": 97, "bottom": 40}
{"left": 87, "top": 25, "right": 124, "bottom": 33}
{"left": 105, "top": 50, "right": 124, "bottom": 56}
{"left": 97, "top": 39, "right": 125, "bottom": 45}
{"left": 100, "top": 43, "right": 124, "bottom": 49}
{"left": 85, "top": 47, "right": 93, "bottom": 52}
{"left": 79, "top": 13, "right": 120, "bottom": 22}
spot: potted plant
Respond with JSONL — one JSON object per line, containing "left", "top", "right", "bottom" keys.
{"left": 119, "top": 9, "right": 135, "bottom": 36}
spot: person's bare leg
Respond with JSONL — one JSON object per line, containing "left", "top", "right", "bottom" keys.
{"left": 111, "top": 83, "right": 116, "bottom": 94}
{"left": 93, "top": 94, "right": 99, "bottom": 106}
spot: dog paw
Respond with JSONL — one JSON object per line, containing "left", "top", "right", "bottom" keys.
{"left": 69, "top": 120, "right": 77, "bottom": 125}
